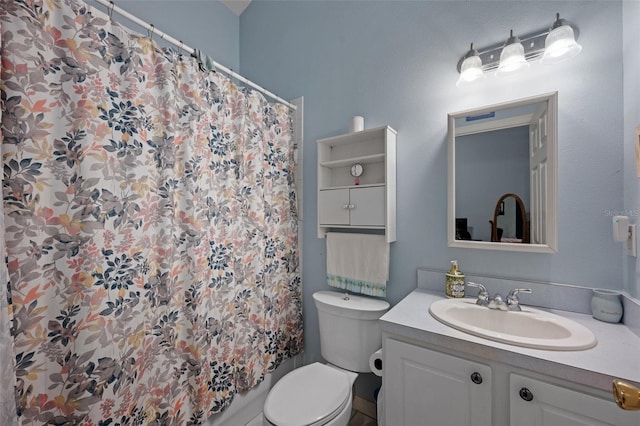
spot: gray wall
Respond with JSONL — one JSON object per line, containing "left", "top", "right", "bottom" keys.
{"left": 239, "top": 1, "right": 625, "bottom": 371}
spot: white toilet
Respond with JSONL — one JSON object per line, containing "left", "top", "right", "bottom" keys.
{"left": 263, "top": 290, "right": 390, "bottom": 426}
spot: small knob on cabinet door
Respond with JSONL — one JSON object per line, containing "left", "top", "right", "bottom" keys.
{"left": 519, "top": 387, "right": 534, "bottom": 402}
{"left": 470, "top": 372, "right": 483, "bottom": 384}
{"left": 342, "top": 204, "right": 349, "bottom": 209}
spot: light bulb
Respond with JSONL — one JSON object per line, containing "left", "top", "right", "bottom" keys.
{"left": 541, "top": 20, "right": 582, "bottom": 64}
{"left": 457, "top": 55, "right": 485, "bottom": 87}
{"left": 497, "top": 31, "right": 529, "bottom": 76}
{"left": 456, "top": 43, "right": 485, "bottom": 87}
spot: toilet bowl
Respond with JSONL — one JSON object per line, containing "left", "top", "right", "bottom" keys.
{"left": 263, "top": 291, "right": 390, "bottom": 426}
{"left": 263, "top": 363, "right": 357, "bottom": 426}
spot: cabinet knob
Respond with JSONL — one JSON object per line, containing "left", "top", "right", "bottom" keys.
{"left": 348, "top": 204, "right": 355, "bottom": 209}
{"left": 613, "top": 379, "right": 640, "bottom": 410}
{"left": 342, "top": 204, "right": 349, "bottom": 209}
{"left": 470, "top": 372, "right": 483, "bottom": 384}
{"left": 519, "top": 387, "right": 534, "bottom": 402}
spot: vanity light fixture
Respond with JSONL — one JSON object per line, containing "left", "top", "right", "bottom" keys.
{"left": 456, "top": 13, "right": 581, "bottom": 85}
{"left": 496, "top": 30, "right": 529, "bottom": 75}
{"left": 541, "top": 13, "right": 582, "bottom": 64}
{"left": 456, "top": 43, "right": 485, "bottom": 87}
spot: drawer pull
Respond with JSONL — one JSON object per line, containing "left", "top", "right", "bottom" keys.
{"left": 519, "top": 387, "right": 534, "bottom": 402}
{"left": 470, "top": 372, "right": 483, "bottom": 384}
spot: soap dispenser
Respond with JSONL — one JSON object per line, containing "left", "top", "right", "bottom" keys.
{"left": 445, "top": 260, "right": 465, "bottom": 298}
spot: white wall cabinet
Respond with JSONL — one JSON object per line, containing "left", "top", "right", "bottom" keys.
{"left": 384, "top": 338, "right": 492, "bottom": 426}
{"left": 510, "top": 374, "right": 639, "bottom": 426}
{"left": 317, "top": 126, "right": 396, "bottom": 242}
{"left": 318, "top": 186, "right": 385, "bottom": 227}
{"left": 383, "top": 337, "right": 640, "bottom": 426}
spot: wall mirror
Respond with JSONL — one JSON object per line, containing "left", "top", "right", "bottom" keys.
{"left": 448, "top": 92, "right": 558, "bottom": 253}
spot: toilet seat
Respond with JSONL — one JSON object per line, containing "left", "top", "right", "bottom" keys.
{"left": 264, "top": 362, "right": 351, "bottom": 426}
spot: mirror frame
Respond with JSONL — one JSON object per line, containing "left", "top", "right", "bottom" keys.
{"left": 447, "top": 92, "right": 558, "bottom": 253}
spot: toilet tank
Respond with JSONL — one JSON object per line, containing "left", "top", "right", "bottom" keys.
{"left": 313, "top": 291, "right": 390, "bottom": 373}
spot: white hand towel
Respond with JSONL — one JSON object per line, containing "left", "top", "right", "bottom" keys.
{"left": 326, "top": 232, "right": 389, "bottom": 297}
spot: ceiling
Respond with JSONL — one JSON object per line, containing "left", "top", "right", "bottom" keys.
{"left": 220, "top": 0, "right": 252, "bottom": 16}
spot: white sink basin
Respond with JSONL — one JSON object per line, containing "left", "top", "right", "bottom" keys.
{"left": 429, "top": 298, "right": 597, "bottom": 351}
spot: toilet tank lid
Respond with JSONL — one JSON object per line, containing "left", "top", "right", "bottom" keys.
{"left": 313, "top": 291, "right": 390, "bottom": 316}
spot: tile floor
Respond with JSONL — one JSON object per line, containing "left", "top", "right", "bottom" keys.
{"left": 348, "top": 409, "right": 377, "bottom": 426}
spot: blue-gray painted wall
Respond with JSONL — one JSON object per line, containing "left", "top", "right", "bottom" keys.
{"left": 239, "top": 1, "right": 628, "bottom": 370}
{"left": 104, "top": 0, "right": 240, "bottom": 70}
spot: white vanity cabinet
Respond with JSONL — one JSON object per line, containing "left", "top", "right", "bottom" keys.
{"left": 384, "top": 338, "right": 492, "bottom": 426}
{"left": 381, "top": 290, "right": 640, "bottom": 426}
{"left": 510, "top": 374, "right": 639, "bottom": 426}
{"left": 383, "top": 336, "right": 640, "bottom": 426}
{"left": 316, "top": 126, "right": 396, "bottom": 242}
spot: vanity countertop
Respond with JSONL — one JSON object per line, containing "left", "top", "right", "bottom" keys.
{"left": 380, "top": 289, "right": 640, "bottom": 392}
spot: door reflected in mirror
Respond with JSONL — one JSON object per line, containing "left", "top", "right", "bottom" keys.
{"left": 448, "top": 93, "right": 558, "bottom": 253}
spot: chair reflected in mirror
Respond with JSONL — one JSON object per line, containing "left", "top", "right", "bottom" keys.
{"left": 456, "top": 218, "right": 473, "bottom": 240}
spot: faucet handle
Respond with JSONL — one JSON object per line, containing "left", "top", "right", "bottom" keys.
{"left": 489, "top": 293, "right": 506, "bottom": 310}
{"left": 467, "top": 282, "right": 490, "bottom": 306}
{"left": 506, "top": 288, "right": 532, "bottom": 311}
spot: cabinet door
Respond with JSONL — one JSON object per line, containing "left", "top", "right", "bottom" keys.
{"left": 384, "top": 339, "right": 492, "bottom": 426}
{"left": 318, "top": 189, "right": 350, "bottom": 225}
{"left": 510, "top": 374, "right": 640, "bottom": 426}
{"left": 349, "top": 186, "right": 385, "bottom": 226}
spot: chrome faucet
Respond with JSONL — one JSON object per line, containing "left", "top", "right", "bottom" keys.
{"left": 489, "top": 293, "right": 508, "bottom": 311}
{"left": 505, "top": 288, "right": 533, "bottom": 311}
{"left": 466, "top": 282, "right": 490, "bottom": 307}
{"left": 467, "top": 282, "right": 532, "bottom": 311}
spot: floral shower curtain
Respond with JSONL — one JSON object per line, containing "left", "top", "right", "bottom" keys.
{"left": 0, "top": 0, "right": 303, "bottom": 424}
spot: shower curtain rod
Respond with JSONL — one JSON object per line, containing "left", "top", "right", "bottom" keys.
{"left": 93, "top": 0, "right": 296, "bottom": 110}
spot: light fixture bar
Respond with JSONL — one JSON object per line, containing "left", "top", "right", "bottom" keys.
{"left": 456, "top": 21, "right": 580, "bottom": 73}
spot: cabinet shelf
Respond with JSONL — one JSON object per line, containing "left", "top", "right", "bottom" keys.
{"left": 316, "top": 125, "right": 396, "bottom": 146}
{"left": 319, "top": 153, "right": 385, "bottom": 169}
{"left": 319, "top": 183, "right": 384, "bottom": 191}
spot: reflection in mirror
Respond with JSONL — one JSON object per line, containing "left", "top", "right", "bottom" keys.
{"left": 448, "top": 92, "right": 558, "bottom": 253}
{"left": 456, "top": 126, "right": 529, "bottom": 242}
{"left": 490, "top": 193, "right": 529, "bottom": 243}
